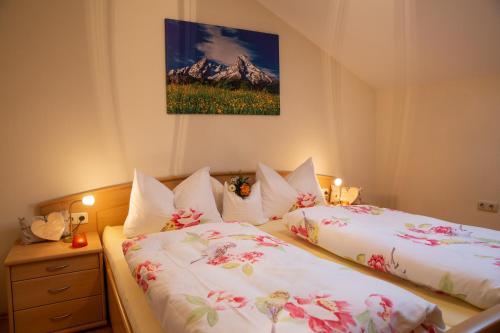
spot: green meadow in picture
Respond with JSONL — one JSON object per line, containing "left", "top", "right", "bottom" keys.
{"left": 165, "top": 19, "right": 280, "bottom": 115}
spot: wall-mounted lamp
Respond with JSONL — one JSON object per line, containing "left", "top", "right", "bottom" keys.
{"left": 82, "top": 195, "right": 95, "bottom": 206}
{"left": 334, "top": 178, "right": 343, "bottom": 187}
{"left": 63, "top": 195, "right": 95, "bottom": 244}
{"left": 333, "top": 178, "right": 343, "bottom": 204}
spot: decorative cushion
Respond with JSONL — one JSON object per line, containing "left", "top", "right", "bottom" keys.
{"left": 31, "top": 212, "right": 66, "bottom": 241}
{"left": 19, "top": 217, "right": 44, "bottom": 245}
{"left": 330, "top": 185, "right": 362, "bottom": 205}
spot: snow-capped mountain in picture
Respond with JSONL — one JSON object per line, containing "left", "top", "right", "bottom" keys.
{"left": 165, "top": 19, "right": 280, "bottom": 115}
{"left": 167, "top": 55, "right": 278, "bottom": 90}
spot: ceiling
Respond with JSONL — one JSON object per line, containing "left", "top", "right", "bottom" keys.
{"left": 256, "top": 0, "right": 500, "bottom": 88}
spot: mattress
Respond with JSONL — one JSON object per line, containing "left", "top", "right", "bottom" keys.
{"left": 103, "top": 225, "right": 164, "bottom": 333}
{"left": 103, "top": 222, "right": 480, "bottom": 332}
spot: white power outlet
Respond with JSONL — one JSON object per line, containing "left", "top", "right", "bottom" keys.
{"left": 71, "top": 212, "right": 89, "bottom": 225}
{"left": 477, "top": 201, "right": 499, "bottom": 213}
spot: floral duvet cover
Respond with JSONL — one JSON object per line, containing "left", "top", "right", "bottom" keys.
{"left": 122, "top": 222, "right": 444, "bottom": 333}
{"left": 284, "top": 205, "right": 500, "bottom": 309}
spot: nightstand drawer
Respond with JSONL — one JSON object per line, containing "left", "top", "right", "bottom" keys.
{"left": 12, "top": 269, "right": 101, "bottom": 310}
{"left": 14, "top": 295, "right": 103, "bottom": 333}
{"left": 10, "top": 254, "right": 99, "bottom": 281}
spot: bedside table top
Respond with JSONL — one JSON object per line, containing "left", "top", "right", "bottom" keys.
{"left": 4, "top": 231, "right": 102, "bottom": 266}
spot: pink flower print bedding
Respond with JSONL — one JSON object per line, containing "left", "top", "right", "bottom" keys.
{"left": 284, "top": 205, "right": 500, "bottom": 309}
{"left": 162, "top": 208, "right": 206, "bottom": 231}
{"left": 122, "top": 222, "right": 444, "bottom": 333}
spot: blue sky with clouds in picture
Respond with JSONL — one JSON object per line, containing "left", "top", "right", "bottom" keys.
{"left": 165, "top": 19, "right": 280, "bottom": 79}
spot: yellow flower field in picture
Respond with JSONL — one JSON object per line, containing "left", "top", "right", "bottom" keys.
{"left": 167, "top": 84, "right": 280, "bottom": 115}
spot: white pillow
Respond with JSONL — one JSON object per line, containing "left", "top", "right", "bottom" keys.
{"left": 257, "top": 158, "right": 325, "bottom": 218}
{"left": 174, "top": 167, "right": 223, "bottom": 225}
{"left": 222, "top": 181, "right": 266, "bottom": 225}
{"left": 124, "top": 167, "right": 222, "bottom": 237}
{"left": 210, "top": 177, "right": 224, "bottom": 213}
{"left": 286, "top": 157, "right": 325, "bottom": 204}
{"left": 257, "top": 163, "right": 297, "bottom": 219}
{"left": 123, "top": 169, "right": 175, "bottom": 237}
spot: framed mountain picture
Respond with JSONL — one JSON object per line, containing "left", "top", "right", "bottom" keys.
{"left": 165, "top": 19, "right": 280, "bottom": 115}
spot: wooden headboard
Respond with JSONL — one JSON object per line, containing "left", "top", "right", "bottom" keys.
{"left": 38, "top": 171, "right": 333, "bottom": 236}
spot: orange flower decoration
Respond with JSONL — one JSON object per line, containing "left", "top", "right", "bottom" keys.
{"left": 239, "top": 183, "right": 251, "bottom": 197}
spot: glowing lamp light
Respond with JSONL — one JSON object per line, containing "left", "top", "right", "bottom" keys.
{"left": 72, "top": 232, "right": 88, "bottom": 248}
{"left": 334, "top": 178, "right": 343, "bottom": 187}
{"left": 82, "top": 195, "right": 95, "bottom": 206}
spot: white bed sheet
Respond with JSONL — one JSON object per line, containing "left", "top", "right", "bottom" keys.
{"left": 103, "top": 225, "right": 164, "bottom": 333}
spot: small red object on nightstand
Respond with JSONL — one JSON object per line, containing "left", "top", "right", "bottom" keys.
{"left": 72, "top": 232, "right": 88, "bottom": 248}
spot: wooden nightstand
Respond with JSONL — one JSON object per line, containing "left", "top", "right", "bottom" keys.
{"left": 4, "top": 232, "right": 106, "bottom": 333}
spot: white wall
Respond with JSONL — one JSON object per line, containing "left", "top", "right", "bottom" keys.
{"left": 375, "top": 76, "right": 500, "bottom": 230}
{"left": 0, "top": 0, "right": 376, "bottom": 313}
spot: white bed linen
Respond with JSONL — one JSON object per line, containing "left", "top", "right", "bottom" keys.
{"left": 284, "top": 205, "right": 500, "bottom": 310}
{"left": 103, "top": 226, "right": 164, "bottom": 333}
{"left": 122, "top": 222, "right": 445, "bottom": 333}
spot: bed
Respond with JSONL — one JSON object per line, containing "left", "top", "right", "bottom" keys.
{"left": 283, "top": 205, "right": 500, "bottom": 310}
{"left": 37, "top": 171, "right": 500, "bottom": 333}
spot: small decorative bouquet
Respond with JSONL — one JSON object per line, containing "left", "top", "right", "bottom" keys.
{"left": 229, "top": 176, "right": 251, "bottom": 198}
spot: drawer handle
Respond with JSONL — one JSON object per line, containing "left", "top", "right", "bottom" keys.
{"left": 46, "top": 264, "right": 69, "bottom": 272}
{"left": 50, "top": 313, "right": 72, "bottom": 321}
{"left": 48, "top": 285, "right": 71, "bottom": 294}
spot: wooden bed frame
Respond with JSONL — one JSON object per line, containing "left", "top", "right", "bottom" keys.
{"left": 38, "top": 171, "right": 500, "bottom": 333}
